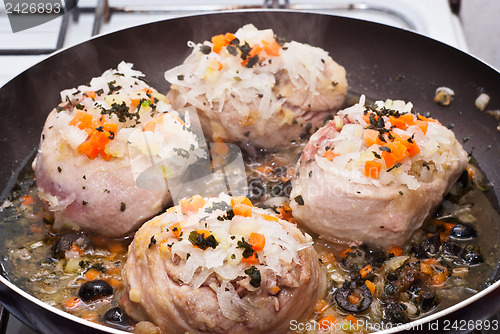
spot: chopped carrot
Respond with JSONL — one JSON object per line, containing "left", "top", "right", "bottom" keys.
{"left": 262, "top": 214, "right": 279, "bottom": 222}
{"left": 63, "top": 297, "right": 82, "bottom": 310}
{"left": 415, "top": 120, "right": 428, "bottom": 134}
{"left": 360, "top": 264, "right": 373, "bottom": 278}
{"left": 386, "top": 246, "right": 404, "bottom": 257}
{"left": 362, "top": 113, "right": 378, "bottom": 125}
{"left": 271, "top": 286, "right": 280, "bottom": 294}
{"left": 364, "top": 160, "right": 382, "bottom": 179}
{"left": 84, "top": 268, "right": 101, "bottom": 281}
{"left": 70, "top": 243, "right": 84, "bottom": 256}
{"left": 241, "top": 253, "right": 258, "bottom": 265}
{"left": 232, "top": 203, "right": 252, "bottom": 217}
{"left": 180, "top": 195, "right": 207, "bottom": 215}
{"left": 21, "top": 195, "right": 34, "bottom": 206}
{"left": 340, "top": 248, "right": 353, "bottom": 258}
{"left": 400, "top": 113, "right": 416, "bottom": 127}
{"left": 249, "top": 232, "right": 266, "bottom": 252}
{"left": 420, "top": 262, "right": 433, "bottom": 275}
{"left": 211, "top": 32, "right": 236, "bottom": 53}
{"left": 346, "top": 315, "right": 357, "bottom": 325}
{"left": 314, "top": 299, "right": 329, "bottom": 313}
{"left": 363, "top": 129, "right": 380, "bottom": 147}
{"left": 323, "top": 149, "right": 337, "bottom": 161}
{"left": 381, "top": 141, "right": 409, "bottom": 168}
{"left": 83, "top": 91, "right": 96, "bottom": 99}
{"left": 262, "top": 39, "right": 281, "bottom": 56}
{"left": 393, "top": 133, "right": 420, "bottom": 157}
{"left": 443, "top": 222, "right": 456, "bottom": 234}
{"left": 348, "top": 294, "right": 361, "bottom": 304}
{"left": 71, "top": 112, "right": 118, "bottom": 161}
{"left": 170, "top": 222, "right": 183, "bottom": 239}
{"left": 107, "top": 278, "right": 122, "bottom": 289}
{"left": 196, "top": 229, "right": 211, "bottom": 238}
{"left": 432, "top": 271, "right": 448, "bottom": 286}
{"left": 318, "top": 314, "right": 337, "bottom": 330}
{"left": 213, "top": 141, "right": 230, "bottom": 156}
{"left": 365, "top": 280, "right": 376, "bottom": 295}
{"left": 249, "top": 45, "right": 263, "bottom": 58}
{"left": 319, "top": 253, "right": 337, "bottom": 265}
{"left": 388, "top": 115, "right": 406, "bottom": 129}
{"left": 108, "top": 242, "right": 126, "bottom": 254}
{"left": 231, "top": 196, "right": 253, "bottom": 207}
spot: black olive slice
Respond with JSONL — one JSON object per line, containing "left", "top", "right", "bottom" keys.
{"left": 460, "top": 244, "right": 484, "bottom": 265}
{"left": 78, "top": 279, "right": 113, "bottom": 302}
{"left": 334, "top": 281, "right": 373, "bottom": 313}
{"left": 449, "top": 223, "right": 477, "bottom": 240}
{"left": 103, "top": 307, "right": 134, "bottom": 331}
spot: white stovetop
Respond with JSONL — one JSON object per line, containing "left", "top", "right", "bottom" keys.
{"left": 0, "top": 0, "right": 467, "bottom": 88}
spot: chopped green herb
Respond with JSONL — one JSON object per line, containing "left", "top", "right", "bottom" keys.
{"left": 237, "top": 238, "right": 254, "bottom": 258}
{"left": 244, "top": 266, "right": 261, "bottom": 288}
{"left": 148, "top": 236, "right": 156, "bottom": 249}
{"left": 294, "top": 195, "right": 304, "bottom": 206}
{"left": 188, "top": 230, "right": 219, "bottom": 250}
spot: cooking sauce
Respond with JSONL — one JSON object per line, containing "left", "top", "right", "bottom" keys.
{"left": 1, "top": 117, "right": 499, "bottom": 333}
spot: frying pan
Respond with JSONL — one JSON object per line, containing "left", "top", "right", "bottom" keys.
{"left": 0, "top": 10, "right": 499, "bottom": 334}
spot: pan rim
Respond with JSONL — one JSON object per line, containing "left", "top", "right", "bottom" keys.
{"left": 1, "top": 9, "right": 500, "bottom": 334}
{"left": 1, "top": 272, "right": 500, "bottom": 333}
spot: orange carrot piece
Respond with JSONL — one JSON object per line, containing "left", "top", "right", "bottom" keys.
{"left": 231, "top": 196, "right": 253, "bottom": 206}
{"left": 346, "top": 314, "right": 357, "bottom": 325}
{"left": 363, "top": 129, "right": 380, "bottom": 147}
{"left": 323, "top": 149, "right": 337, "bottom": 161}
{"left": 170, "top": 222, "right": 183, "bottom": 239}
{"left": 83, "top": 91, "right": 96, "bottom": 99}
{"left": 107, "top": 278, "right": 122, "bottom": 289}
{"left": 262, "top": 39, "right": 281, "bottom": 56}
{"left": 21, "top": 195, "right": 34, "bottom": 206}
{"left": 386, "top": 246, "right": 404, "bottom": 257}
{"left": 415, "top": 120, "right": 428, "bottom": 134}
{"left": 340, "top": 247, "right": 353, "bottom": 258}
{"left": 108, "top": 242, "right": 126, "bottom": 254}
{"left": 365, "top": 280, "right": 376, "bottom": 295}
{"left": 213, "top": 142, "right": 230, "bottom": 156}
{"left": 360, "top": 264, "right": 373, "bottom": 278}
{"left": 63, "top": 297, "right": 82, "bottom": 310}
{"left": 382, "top": 141, "right": 409, "bottom": 168}
{"left": 84, "top": 268, "right": 101, "bottom": 281}
{"left": 249, "top": 232, "right": 266, "bottom": 252}
{"left": 364, "top": 160, "right": 382, "bottom": 179}
{"left": 232, "top": 203, "right": 252, "bottom": 217}
{"left": 314, "top": 299, "right": 329, "bottom": 313}
{"left": 348, "top": 294, "right": 361, "bottom": 304}
{"left": 70, "top": 243, "right": 84, "bottom": 256}
{"left": 180, "top": 195, "right": 206, "bottom": 215}
{"left": 318, "top": 315, "right": 337, "bottom": 330}
{"left": 241, "top": 253, "right": 258, "bottom": 265}
{"left": 262, "top": 214, "right": 279, "bottom": 222}
{"left": 420, "top": 262, "right": 433, "bottom": 275}
{"left": 432, "top": 272, "right": 448, "bottom": 286}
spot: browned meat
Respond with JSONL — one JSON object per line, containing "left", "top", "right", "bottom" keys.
{"left": 121, "top": 194, "right": 326, "bottom": 333}
{"left": 165, "top": 24, "right": 347, "bottom": 149}
{"left": 290, "top": 97, "right": 469, "bottom": 248}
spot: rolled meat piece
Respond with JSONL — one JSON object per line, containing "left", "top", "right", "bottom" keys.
{"left": 165, "top": 23, "right": 348, "bottom": 149}
{"left": 290, "top": 96, "right": 469, "bottom": 248}
{"left": 121, "top": 194, "right": 326, "bottom": 334}
{"left": 34, "top": 62, "right": 204, "bottom": 237}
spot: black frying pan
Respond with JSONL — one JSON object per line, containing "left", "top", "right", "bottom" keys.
{"left": 0, "top": 10, "right": 499, "bottom": 334}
